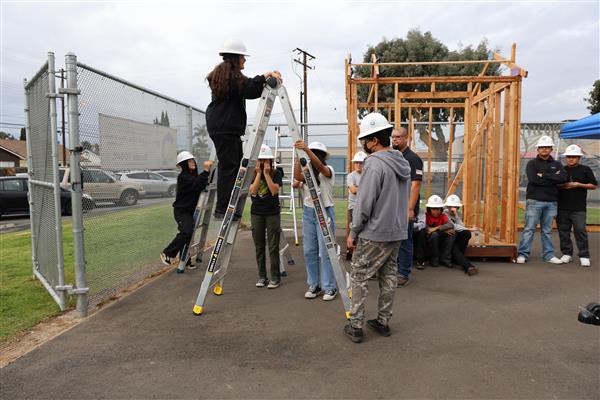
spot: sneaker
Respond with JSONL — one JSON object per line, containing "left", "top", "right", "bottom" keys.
{"left": 516, "top": 255, "right": 526, "bottom": 264}
{"left": 466, "top": 265, "right": 479, "bottom": 276}
{"left": 255, "top": 278, "right": 268, "bottom": 287}
{"left": 267, "top": 280, "right": 280, "bottom": 289}
{"left": 367, "top": 319, "right": 391, "bottom": 337}
{"left": 323, "top": 289, "right": 337, "bottom": 301}
{"left": 160, "top": 253, "right": 173, "bottom": 266}
{"left": 343, "top": 324, "right": 364, "bottom": 343}
{"left": 580, "top": 257, "right": 591, "bottom": 267}
{"left": 546, "top": 257, "right": 564, "bottom": 265}
{"left": 560, "top": 255, "right": 572, "bottom": 264}
{"left": 304, "top": 286, "right": 322, "bottom": 299}
{"left": 397, "top": 275, "right": 411, "bottom": 288}
{"left": 416, "top": 260, "right": 426, "bottom": 270}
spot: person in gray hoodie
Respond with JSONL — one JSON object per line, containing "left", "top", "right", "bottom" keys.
{"left": 344, "top": 112, "right": 410, "bottom": 343}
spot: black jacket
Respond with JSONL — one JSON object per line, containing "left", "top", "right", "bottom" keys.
{"left": 172, "top": 170, "right": 209, "bottom": 213}
{"left": 206, "top": 75, "right": 266, "bottom": 137}
{"left": 525, "top": 155, "right": 567, "bottom": 201}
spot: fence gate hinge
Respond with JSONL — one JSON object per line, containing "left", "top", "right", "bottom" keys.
{"left": 58, "top": 88, "right": 81, "bottom": 95}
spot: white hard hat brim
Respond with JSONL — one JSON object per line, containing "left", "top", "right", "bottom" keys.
{"left": 219, "top": 50, "right": 250, "bottom": 56}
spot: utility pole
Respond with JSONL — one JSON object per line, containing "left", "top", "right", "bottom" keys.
{"left": 293, "top": 48, "right": 314, "bottom": 143}
{"left": 59, "top": 69, "right": 66, "bottom": 166}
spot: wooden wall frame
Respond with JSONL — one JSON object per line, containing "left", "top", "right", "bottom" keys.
{"left": 345, "top": 44, "right": 528, "bottom": 258}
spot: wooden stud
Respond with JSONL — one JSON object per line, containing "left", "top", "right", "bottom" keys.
{"left": 427, "top": 107, "right": 433, "bottom": 198}
{"left": 358, "top": 101, "right": 465, "bottom": 108}
{"left": 447, "top": 108, "right": 454, "bottom": 191}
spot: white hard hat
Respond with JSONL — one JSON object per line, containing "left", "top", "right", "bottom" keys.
{"left": 352, "top": 151, "right": 367, "bottom": 162}
{"left": 358, "top": 112, "right": 393, "bottom": 139}
{"left": 563, "top": 144, "right": 584, "bottom": 157}
{"left": 536, "top": 135, "right": 555, "bottom": 148}
{"left": 308, "top": 141, "right": 329, "bottom": 157}
{"left": 426, "top": 195, "right": 444, "bottom": 208}
{"left": 444, "top": 194, "right": 463, "bottom": 207}
{"left": 258, "top": 144, "right": 274, "bottom": 159}
{"left": 176, "top": 151, "right": 195, "bottom": 165}
{"left": 219, "top": 39, "right": 250, "bottom": 56}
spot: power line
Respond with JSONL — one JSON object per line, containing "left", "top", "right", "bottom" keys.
{"left": 293, "top": 48, "right": 314, "bottom": 142}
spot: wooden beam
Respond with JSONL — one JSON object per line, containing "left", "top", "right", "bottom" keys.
{"left": 427, "top": 108, "right": 433, "bottom": 198}
{"left": 500, "top": 88, "right": 511, "bottom": 240}
{"left": 358, "top": 101, "right": 465, "bottom": 108}
{"left": 447, "top": 108, "right": 454, "bottom": 192}
{"left": 490, "top": 91, "right": 502, "bottom": 238}
{"left": 472, "top": 82, "right": 511, "bottom": 105}
{"left": 491, "top": 50, "right": 528, "bottom": 77}
{"left": 349, "top": 76, "right": 521, "bottom": 85}
{"left": 350, "top": 59, "right": 509, "bottom": 67}
{"left": 473, "top": 62, "right": 491, "bottom": 94}
{"left": 397, "top": 91, "right": 468, "bottom": 99}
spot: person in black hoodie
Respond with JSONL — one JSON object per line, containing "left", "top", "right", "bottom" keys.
{"left": 205, "top": 39, "right": 281, "bottom": 219}
{"left": 516, "top": 135, "right": 567, "bottom": 264}
{"left": 160, "top": 151, "right": 211, "bottom": 266}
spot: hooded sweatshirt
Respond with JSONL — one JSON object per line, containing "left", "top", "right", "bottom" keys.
{"left": 350, "top": 149, "right": 411, "bottom": 242}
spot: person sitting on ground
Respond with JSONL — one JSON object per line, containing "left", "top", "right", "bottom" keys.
{"left": 345, "top": 112, "right": 410, "bottom": 343}
{"left": 556, "top": 144, "right": 598, "bottom": 267}
{"left": 205, "top": 39, "right": 281, "bottom": 220}
{"left": 161, "top": 151, "right": 211, "bottom": 267}
{"left": 414, "top": 195, "right": 455, "bottom": 268}
{"left": 293, "top": 140, "right": 338, "bottom": 301}
{"left": 249, "top": 145, "right": 283, "bottom": 288}
{"left": 346, "top": 151, "right": 367, "bottom": 260}
{"left": 516, "top": 135, "right": 567, "bottom": 264}
{"left": 443, "top": 194, "right": 479, "bottom": 276}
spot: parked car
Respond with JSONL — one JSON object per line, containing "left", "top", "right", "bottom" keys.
{"left": 59, "top": 168, "right": 146, "bottom": 206}
{"left": 0, "top": 176, "right": 94, "bottom": 217}
{"left": 116, "top": 171, "right": 177, "bottom": 197}
{"left": 153, "top": 170, "right": 179, "bottom": 180}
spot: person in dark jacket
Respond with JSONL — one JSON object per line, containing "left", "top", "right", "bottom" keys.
{"left": 516, "top": 135, "right": 567, "bottom": 264}
{"left": 161, "top": 151, "right": 211, "bottom": 266}
{"left": 556, "top": 144, "right": 598, "bottom": 267}
{"left": 205, "top": 39, "right": 281, "bottom": 218}
{"left": 414, "top": 195, "right": 455, "bottom": 268}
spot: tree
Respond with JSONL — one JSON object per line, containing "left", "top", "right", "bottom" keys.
{"left": 20, "top": 127, "right": 26, "bottom": 141}
{"left": 584, "top": 80, "right": 600, "bottom": 114}
{"left": 356, "top": 29, "right": 501, "bottom": 159}
{"left": 192, "top": 123, "right": 212, "bottom": 162}
{"left": 0, "top": 131, "right": 15, "bottom": 140}
{"left": 153, "top": 111, "right": 171, "bottom": 127}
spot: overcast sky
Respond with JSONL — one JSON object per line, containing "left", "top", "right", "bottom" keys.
{"left": 1, "top": 0, "right": 599, "bottom": 138}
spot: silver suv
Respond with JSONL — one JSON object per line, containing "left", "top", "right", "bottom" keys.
{"left": 60, "top": 168, "right": 146, "bottom": 206}
{"left": 116, "top": 171, "right": 177, "bottom": 197}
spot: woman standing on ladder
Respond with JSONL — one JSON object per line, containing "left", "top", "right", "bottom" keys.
{"left": 206, "top": 39, "right": 281, "bottom": 219}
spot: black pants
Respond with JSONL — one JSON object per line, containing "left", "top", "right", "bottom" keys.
{"left": 451, "top": 230, "right": 473, "bottom": 271}
{"left": 210, "top": 134, "right": 243, "bottom": 214}
{"left": 251, "top": 213, "right": 281, "bottom": 282}
{"left": 415, "top": 229, "right": 455, "bottom": 265}
{"left": 557, "top": 210, "right": 589, "bottom": 258}
{"left": 163, "top": 208, "right": 194, "bottom": 258}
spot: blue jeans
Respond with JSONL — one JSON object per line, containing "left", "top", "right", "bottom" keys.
{"left": 397, "top": 220, "right": 413, "bottom": 278}
{"left": 302, "top": 206, "right": 336, "bottom": 291}
{"left": 517, "top": 199, "right": 558, "bottom": 261}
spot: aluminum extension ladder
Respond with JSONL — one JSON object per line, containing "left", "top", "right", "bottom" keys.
{"left": 274, "top": 126, "right": 300, "bottom": 246}
{"left": 192, "top": 79, "right": 351, "bottom": 319}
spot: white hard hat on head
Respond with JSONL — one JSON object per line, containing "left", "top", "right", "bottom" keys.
{"left": 176, "top": 151, "right": 195, "bottom": 165}
{"left": 563, "top": 144, "right": 584, "bottom": 157}
{"left": 258, "top": 144, "right": 274, "bottom": 159}
{"left": 426, "top": 195, "right": 444, "bottom": 208}
{"left": 352, "top": 151, "right": 367, "bottom": 162}
{"left": 219, "top": 39, "right": 250, "bottom": 56}
{"left": 358, "top": 112, "right": 393, "bottom": 139}
{"left": 308, "top": 141, "right": 329, "bottom": 156}
{"left": 536, "top": 135, "right": 555, "bottom": 147}
{"left": 444, "top": 194, "right": 463, "bottom": 207}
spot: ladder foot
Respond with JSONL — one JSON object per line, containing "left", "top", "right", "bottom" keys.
{"left": 345, "top": 311, "right": 351, "bottom": 320}
{"left": 213, "top": 285, "right": 223, "bottom": 296}
{"left": 176, "top": 268, "right": 185, "bottom": 274}
{"left": 348, "top": 290, "right": 352, "bottom": 299}
{"left": 193, "top": 305, "right": 203, "bottom": 315}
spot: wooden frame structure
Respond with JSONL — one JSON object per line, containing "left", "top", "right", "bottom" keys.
{"left": 345, "top": 44, "right": 528, "bottom": 258}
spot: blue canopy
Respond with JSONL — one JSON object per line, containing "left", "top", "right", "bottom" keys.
{"left": 560, "top": 113, "right": 600, "bottom": 140}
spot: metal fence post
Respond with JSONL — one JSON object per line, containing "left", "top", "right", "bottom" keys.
{"left": 47, "top": 52, "right": 67, "bottom": 309}
{"left": 64, "top": 52, "right": 89, "bottom": 316}
{"left": 23, "top": 78, "right": 40, "bottom": 279}
{"left": 187, "top": 106, "right": 193, "bottom": 152}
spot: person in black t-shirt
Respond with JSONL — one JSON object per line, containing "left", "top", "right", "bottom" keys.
{"left": 161, "top": 151, "right": 211, "bottom": 267}
{"left": 557, "top": 144, "right": 598, "bottom": 267}
{"left": 391, "top": 127, "right": 423, "bottom": 287}
{"left": 206, "top": 39, "right": 281, "bottom": 219}
{"left": 249, "top": 145, "right": 283, "bottom": 288}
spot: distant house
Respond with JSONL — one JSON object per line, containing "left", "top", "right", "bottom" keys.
{"left": 0, "top": 139, "right": 67, "bottom": 168}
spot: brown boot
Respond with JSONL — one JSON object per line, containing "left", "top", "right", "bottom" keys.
{"left": 466, "top": 265, "right": 479, "bottom": 276}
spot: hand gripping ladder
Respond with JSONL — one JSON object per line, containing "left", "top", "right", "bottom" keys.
{"left": 192, "top": 79, "right": 351, "bottom": 319}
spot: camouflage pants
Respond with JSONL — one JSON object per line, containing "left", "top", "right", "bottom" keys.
{"left": 349, "top": 238, "right": 401, "bottom": 329}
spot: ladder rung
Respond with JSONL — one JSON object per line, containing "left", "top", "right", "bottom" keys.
{"left": 279, "top": 195, "right": 292, "bottom": 199}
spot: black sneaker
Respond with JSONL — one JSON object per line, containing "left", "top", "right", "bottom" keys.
{"left": 160, "top": 253, "right": 173, "bottom": 266}
{"left": 416, "top": 260, "right": 426, "bottom": 270}
{"left": 367, "top": 319, "right": 391, "bottom": 337}
{"left": 304, "top": 285, "right": 322, "bottom": 299}
{"left": 344, "top": 324, "right": 364, "bottom": 343}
